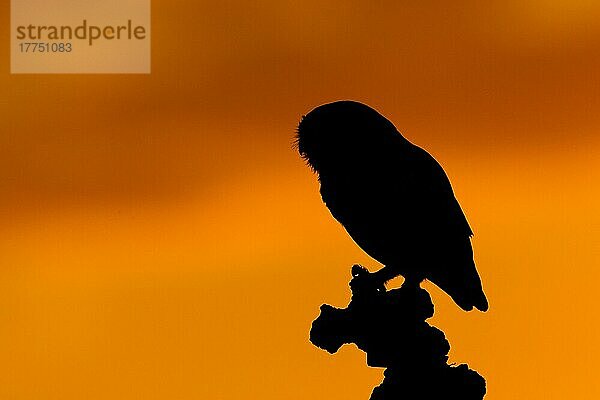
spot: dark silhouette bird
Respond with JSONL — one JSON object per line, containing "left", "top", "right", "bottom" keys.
{"left": 296, "top": 100, "right": 488, "bottom": 312}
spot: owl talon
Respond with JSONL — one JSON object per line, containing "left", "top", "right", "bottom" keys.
{"left": 351, "top": 264, "right": 368, "bottom": 277}
{"left": 350, "top": 265, "right": 386, "bottom": 293}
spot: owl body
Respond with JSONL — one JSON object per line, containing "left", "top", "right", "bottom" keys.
{"left": 297, "top": 101, "right": 488, "bottom": 312}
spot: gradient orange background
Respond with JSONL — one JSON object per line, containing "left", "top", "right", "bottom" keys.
{"left": 1, "top": 1, "right": 599, "bottom": 399}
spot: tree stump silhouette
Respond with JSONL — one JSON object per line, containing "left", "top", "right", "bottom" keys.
{"left": 310, "top": 265, "right": 486, "bottom": 399}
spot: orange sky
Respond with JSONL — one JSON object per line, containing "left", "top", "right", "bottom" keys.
{"left": 1, "top": 1, "right": 600, "bottom": 399}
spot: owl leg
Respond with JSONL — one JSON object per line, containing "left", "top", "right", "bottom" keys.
{"left": 402, "top": 274, "right": 424, "bottom": 290}
{"left": 372, "top": 265, "right": 400, "bottom": 285}
{"left": 351, "top": 265, "right": 401, "bottom": 291}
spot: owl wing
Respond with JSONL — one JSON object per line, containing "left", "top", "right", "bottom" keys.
{"left": 400, "top": 145, "right": 488, "bottom": 311}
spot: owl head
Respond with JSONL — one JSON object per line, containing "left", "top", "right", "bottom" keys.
{"left": 295, "top": 100, "right": 406, "bottom": 174}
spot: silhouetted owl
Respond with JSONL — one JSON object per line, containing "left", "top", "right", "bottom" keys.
{"left": 296, "top": 101, "right": 488, "bottom": 312}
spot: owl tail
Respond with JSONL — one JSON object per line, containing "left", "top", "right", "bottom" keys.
{"left": 428, "top": 250, "right": 489, "bottom": 312}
